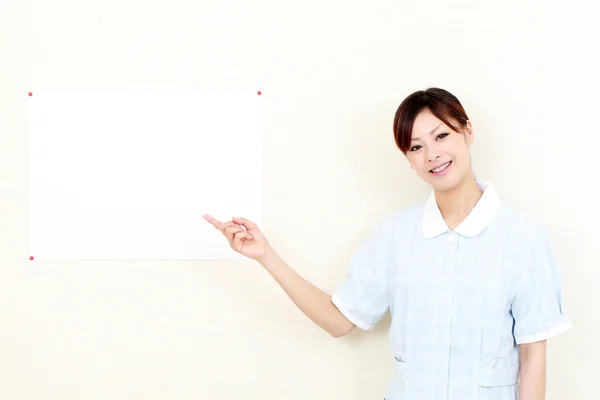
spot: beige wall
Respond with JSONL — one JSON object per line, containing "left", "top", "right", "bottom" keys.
{"left": 1, "top": 0, "right": 597, "bottom": 399}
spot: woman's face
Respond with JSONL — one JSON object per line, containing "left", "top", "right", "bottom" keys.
{"left": 405, "top": 108, "right": 474, "bottom": 192}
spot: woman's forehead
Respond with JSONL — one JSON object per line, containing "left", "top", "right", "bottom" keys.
{"left": 412, "top": 110, "right": 446, "bottom": 137}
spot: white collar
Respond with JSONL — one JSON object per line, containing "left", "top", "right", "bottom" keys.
{"left": 422, "top": 181, "right": 502, "bottom": 239}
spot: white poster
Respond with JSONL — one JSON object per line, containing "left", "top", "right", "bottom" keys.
{"left": 28, "top": 90, "right": 263, "bottom": 260}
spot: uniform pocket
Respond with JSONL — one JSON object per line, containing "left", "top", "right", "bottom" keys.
{"left": 478, "top": 365, "right": 519, "bottom": 386}
{"left": 477, "top": 365, "right": 519, "bottom": 400}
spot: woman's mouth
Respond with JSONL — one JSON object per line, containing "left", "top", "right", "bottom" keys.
{"left": 429, "top": 161, "right": 452, "bottom": 176}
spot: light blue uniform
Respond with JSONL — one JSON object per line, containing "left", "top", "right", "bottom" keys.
{"left": 331, "top": 181, "right": 572, "bottom": 400}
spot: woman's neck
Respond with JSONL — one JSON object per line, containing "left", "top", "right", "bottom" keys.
{"left": 434, "top": 175, "right": 483, "bottom": 231}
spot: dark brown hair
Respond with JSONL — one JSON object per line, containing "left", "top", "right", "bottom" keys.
{"left": 393, "top": 88, "right": 469, "bottom": 154}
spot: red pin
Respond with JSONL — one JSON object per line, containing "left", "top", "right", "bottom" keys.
{"left": 28, "top": 92, "right": 32, "bottom": 97}
{"left": 257, "top": 90, "right": 262, "bottom": 95}
{"left": 29, "top": 256, "right": 34, "bottom": 260}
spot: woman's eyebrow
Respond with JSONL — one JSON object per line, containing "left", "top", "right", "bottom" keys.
{"left": 411, "top": 123, "right": 443, "bottom": 142}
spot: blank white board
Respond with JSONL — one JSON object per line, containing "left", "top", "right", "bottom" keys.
{"left": 28, "top": 90, "right": 263, "bottom": 260}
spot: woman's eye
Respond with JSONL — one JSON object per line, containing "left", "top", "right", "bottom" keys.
{"left": 410, "top": 145, "right": 422, "bottom": 152}
{"left": 437, "top": 133, "right": 449, "bottom": 140}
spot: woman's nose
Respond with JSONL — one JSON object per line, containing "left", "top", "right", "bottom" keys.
{"left": 427, "top": 152, "right": 441, "bottom": 162}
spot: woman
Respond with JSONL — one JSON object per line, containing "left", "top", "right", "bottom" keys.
{"left": 203, "top": 88, "right": 572, "bottom": 400}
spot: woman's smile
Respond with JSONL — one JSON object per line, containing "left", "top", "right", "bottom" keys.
{"left": 429, "top": 160, "right": 452, "bottom": 176}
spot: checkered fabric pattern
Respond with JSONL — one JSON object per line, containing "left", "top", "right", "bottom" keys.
{"left": 331, "top": 182, "right": 572, "bottom": 400}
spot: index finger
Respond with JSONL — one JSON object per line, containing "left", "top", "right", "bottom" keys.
{"left": 202, "top": 214, "right": 221, "bottom": 228}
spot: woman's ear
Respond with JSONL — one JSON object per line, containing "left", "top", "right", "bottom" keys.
{"left": 465, "top": 120, "right": 474, "bottom": 145}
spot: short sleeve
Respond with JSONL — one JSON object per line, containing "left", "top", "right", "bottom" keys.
{"left": 331, "top": 219, "right": 392, "bottom": 330}
{"left": 511, "top": 228, "right": 573, "bottom": 344}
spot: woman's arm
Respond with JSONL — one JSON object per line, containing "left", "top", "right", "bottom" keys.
{"left": 259, "top": 246, "right": 357, "bottom": 338}
{"left": 203, "top": 215, "right": 356, "bottom": 338}
{"left": 519, "top": 340, "right": 547, "bottom": 400}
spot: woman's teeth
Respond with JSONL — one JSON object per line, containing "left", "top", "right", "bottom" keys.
{"left": 431, "top": 162, "right": 451, "bottom": 173}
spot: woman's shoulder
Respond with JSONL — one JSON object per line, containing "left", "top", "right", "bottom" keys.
{"left": 353, "top": 205, "right": 423, "bottom": 256}
{"left": 493, "top": 201, "right": 550, "bottom": 242}
{"left": 368, "top": 203, "right": 425, "bottom": 237}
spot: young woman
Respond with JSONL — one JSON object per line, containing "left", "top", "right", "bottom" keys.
{"left": 203, "top": 88, "right": 572, "bottom": 400}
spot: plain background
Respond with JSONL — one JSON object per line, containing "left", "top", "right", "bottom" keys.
{"left": 1, "top": 0, "right": 598, "bottom": 399}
